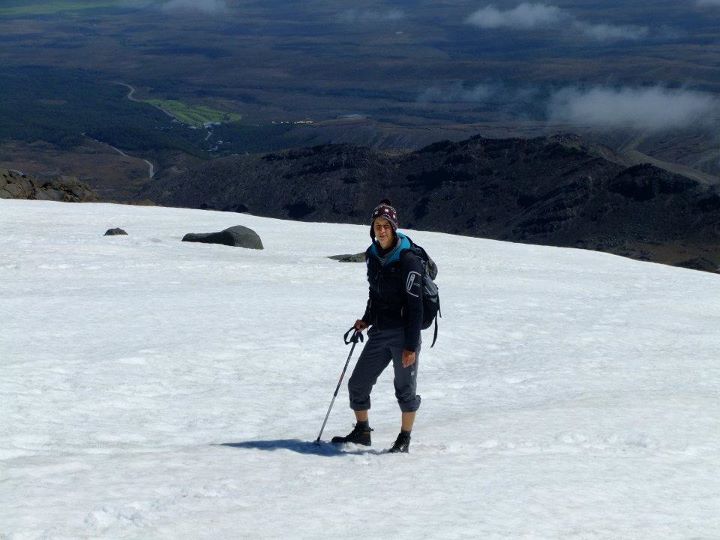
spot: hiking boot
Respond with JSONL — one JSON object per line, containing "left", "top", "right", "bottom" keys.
{"left": 387, "top": 431, "right": 411, "bottom": 453}
{"left": 331, "top": 423, "right": 372, "bottom": 446}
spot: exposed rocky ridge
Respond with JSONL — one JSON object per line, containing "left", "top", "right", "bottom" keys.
{"left": 1, "top": 169, "right": 98, "bottom": 202}
{"left": 142, "top": 135, "right": 720, "bottom": 272}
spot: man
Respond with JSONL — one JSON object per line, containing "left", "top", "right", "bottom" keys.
{"left": 332, "top": 199, "right": 424, "bottom": 453}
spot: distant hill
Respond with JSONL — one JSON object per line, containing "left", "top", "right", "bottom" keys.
{"left": 142, "top": 134, "right": 720, "bottom": 272}
{"left": 1, "top": 169, "right": 98, "bottom": 202}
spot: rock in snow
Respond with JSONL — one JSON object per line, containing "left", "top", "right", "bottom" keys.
{"left": 104, "top": 228, "right": 128, "bottom": 236}
{"left": 328, "top": 252, "right": 365, "bottom": 262}
{"left": 182, "top": 225, "right": 263, "bottom": 249}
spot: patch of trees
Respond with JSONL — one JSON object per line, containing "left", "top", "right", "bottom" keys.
{"left": 0, "top": 66, "right": 207, "bottom": 156}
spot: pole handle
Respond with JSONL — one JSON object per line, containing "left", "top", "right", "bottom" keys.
{"left": 343, "top": 326, "right": 364, "bottom": 345}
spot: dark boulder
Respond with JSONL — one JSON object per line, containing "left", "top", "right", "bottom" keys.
{"left": 104, "top": 228, "right": 128, "bottom": 236}
{"left": 182, "top": 225, "right": 263, "bottom": 249}
{"left": 329, "top": 252, "right": 365, "bottom": 263}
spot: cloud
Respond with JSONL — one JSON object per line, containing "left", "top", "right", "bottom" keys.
{"left": 465, "top": 3, "right": 565, "bottom": 29}
{"left": 161, "top": 0, "right": 228, "bottom": 14}
{"left": 418, "top": 83, "right": 495, "bottom": 103}
{"left": 337, "top": 9, "right": 405, "bottom": 23}
{"left": 548, "top": 86, "right": 719, "bottom": 131}
{"left": 573, "top": 21, "right": 648, "bottom": 41}
{"left": 466, "top": 3, "right": 649, "bottom": 42}
{"left": 417, "top": 82, "right": 718, "bottom": 132}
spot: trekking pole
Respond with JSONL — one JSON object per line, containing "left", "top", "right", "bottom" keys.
{"left": 314, "top": 326, "right": 364, "bottom": 444}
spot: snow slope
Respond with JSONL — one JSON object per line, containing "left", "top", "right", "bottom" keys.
{"left": 1, "top": 200, "right": 719, "bottom": 539}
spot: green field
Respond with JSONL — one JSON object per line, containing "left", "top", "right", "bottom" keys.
{"left": 0, "top": 1, "right": 145, "bottom": 16}
{"left": 0, "top": 66, "right": 210, "bottom": 157}
{"left": 144, "top": 100, "right": 242, "bottom": 128}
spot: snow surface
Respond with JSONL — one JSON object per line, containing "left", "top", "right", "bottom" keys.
{"left": 1, "top": 199, "right": 719, "bottom": 539}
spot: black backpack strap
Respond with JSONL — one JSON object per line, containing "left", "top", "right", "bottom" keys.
{"left": 430, "top": 300, "right": 441, "bottom": 348}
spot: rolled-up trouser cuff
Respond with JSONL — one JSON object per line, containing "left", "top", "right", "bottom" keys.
{"left": 398, "top": 394, "right": 421, "bottom": 413}
{"left": 350, "top": 400, "right": 371, "bottom": 411}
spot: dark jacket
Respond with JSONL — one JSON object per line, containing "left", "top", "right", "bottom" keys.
{"left": 361, "top": 232, "right": 424, "bottom": 352}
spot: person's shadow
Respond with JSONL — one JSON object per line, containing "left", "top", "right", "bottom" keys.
{"left": 218, "top": 439, "right": 382, "bottom": 457}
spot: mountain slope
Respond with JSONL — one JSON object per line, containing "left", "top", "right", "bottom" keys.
{"left": 1, "top": 199, "right": 719, "bottom": 538}
{"left": 142, "top": 135, "right": 720, "bottom": 272}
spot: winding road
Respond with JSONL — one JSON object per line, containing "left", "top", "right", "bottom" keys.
{"left": 114, "top": 81, "right": 218, "bottom": 149}
{"left": 115, "top": 81, "right": 175, "bottom": 122}
{"left": 115, "top": 81, "right": 141, "bottom": 103}
{"left": 98, "top": 82, "right": 158, "bottom": 179}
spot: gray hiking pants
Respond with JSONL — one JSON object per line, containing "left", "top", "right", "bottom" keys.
{"left": 348, "top": 326, "right": 421, "bottom": 413}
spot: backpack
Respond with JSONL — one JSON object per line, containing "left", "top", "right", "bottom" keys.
{"left": 408, "top": 241, "right": 441, "bottom": 347}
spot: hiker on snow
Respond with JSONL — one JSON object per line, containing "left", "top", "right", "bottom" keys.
{"left": 332, "top": 199, "right": 424, "bottom": 453}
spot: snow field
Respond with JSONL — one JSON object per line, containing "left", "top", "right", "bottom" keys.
{"left": 1, "top": 200, "right": 719, "bottom": 539}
